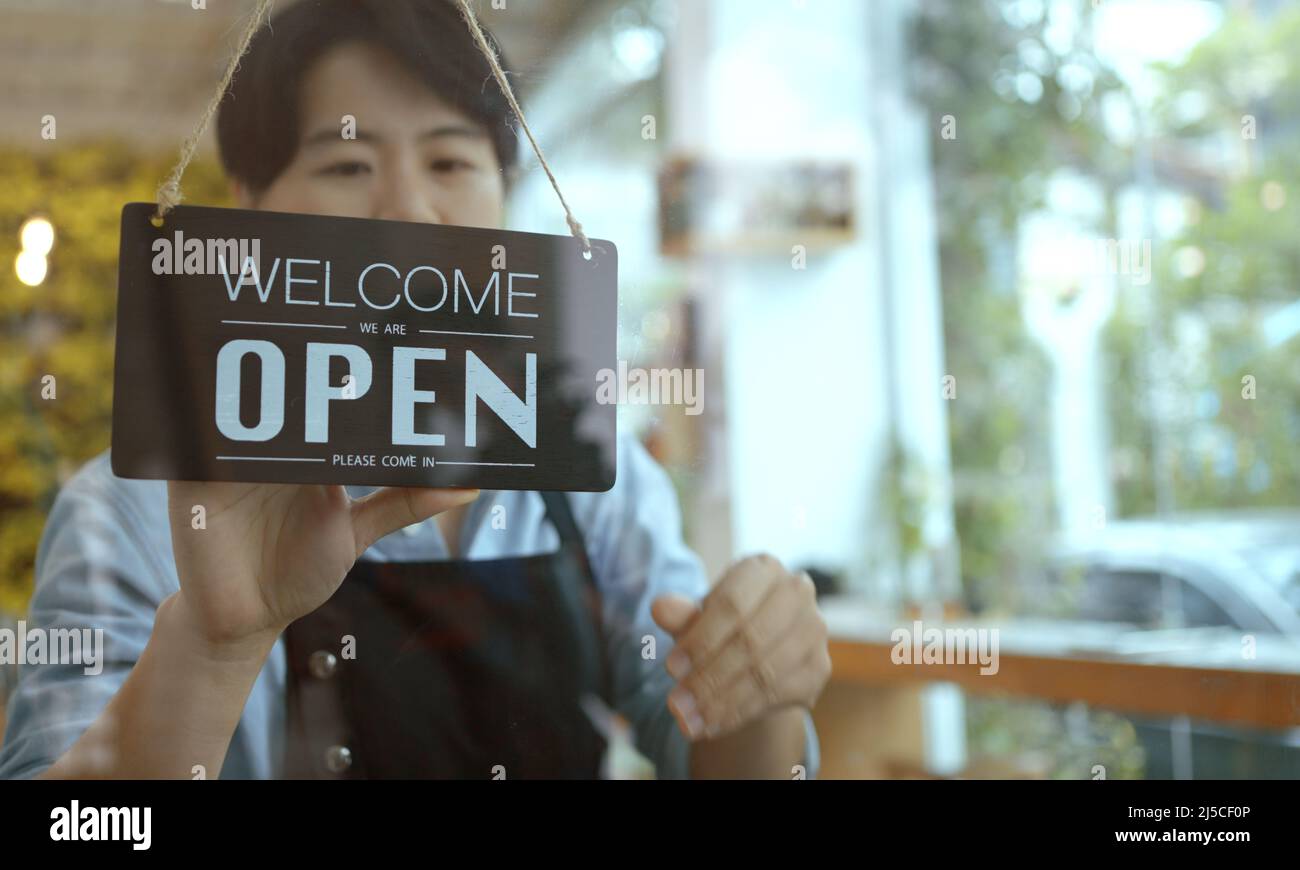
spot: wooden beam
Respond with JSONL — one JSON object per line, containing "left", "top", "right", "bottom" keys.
{"left": 829, "top": 638, "right": 1300, "bottom": 730}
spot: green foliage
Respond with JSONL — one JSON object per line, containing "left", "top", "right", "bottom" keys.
{"left": 966, "top": 697, "right": 1146, "bottom": 780}
{"left": 911, "top": 0, "right": 1126, "bottom": 612}
{"left": 0, "top": 143, "right": 229, "bottom": 615}
{"left": 1109, "top": 4, "right": 1300, "bottom": 516}
{"left": 911, "top": 0, "right": 1300, "bottom": 600}
{"left": 911, "top": 0, "right": 1300, "bottom": 779}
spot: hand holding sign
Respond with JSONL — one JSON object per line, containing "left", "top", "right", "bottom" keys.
{"left": 167, "top": 479, "right": 477, "bottom": 650}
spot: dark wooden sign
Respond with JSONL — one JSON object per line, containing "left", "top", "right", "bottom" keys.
{"left": 111, "top": 204, "right": 617, "bottom": 491}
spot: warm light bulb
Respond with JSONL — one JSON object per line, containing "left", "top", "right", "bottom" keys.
{"left": 20, "top": 217, "right": 55, "bottom": 256}
{"left": 15, "top": 251, "right": 48, "bottom": 286}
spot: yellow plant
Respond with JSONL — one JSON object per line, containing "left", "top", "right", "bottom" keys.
{"left": 0, "top": 144, "right": 229, "bottom": 614}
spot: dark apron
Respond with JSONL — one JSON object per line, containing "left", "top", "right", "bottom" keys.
{"left": 281, "top": 493, "right": 611, "bottom": 779}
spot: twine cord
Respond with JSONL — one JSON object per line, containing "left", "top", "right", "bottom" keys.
{"left": 452, "top": 0, "right": 592, "bottom": 255}
{"left": 154, "top": 0, "right": 276, "bottom": 224}
{"left": 154, "top": 0, "right": 593, "bottom": 258}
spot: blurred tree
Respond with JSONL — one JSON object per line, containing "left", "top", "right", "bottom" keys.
{"left": 910, "top": 0, "right": 1300, "bottom": 601}
{"left": 1116, "top": 4, "right": 1300, "bottom": 515}
{"left": 910, "top": 0, "right": 1129, "bottom": 613}
{"left": 910, "top": 0, "right": 1300, "bottom": 779}
{"left": 0, "top": 144, "right": 228, "bottom": 615}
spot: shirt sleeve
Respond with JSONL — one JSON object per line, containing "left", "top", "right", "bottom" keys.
{"left": 0, "top": 459, "right": 174, "bottom": 779}
{"left": 576, "top": 434, "right": 821, "bottom": 780}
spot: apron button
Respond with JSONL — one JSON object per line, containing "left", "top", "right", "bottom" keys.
{"left": 324, "top": 745, "right": 353, "bottom": 773}
{"left": 308, "top": 650, "right": 338, "bottom": 679}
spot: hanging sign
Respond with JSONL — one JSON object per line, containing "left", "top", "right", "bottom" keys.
{"left": 110, "top": 204, "right": 617, "bottom": 492}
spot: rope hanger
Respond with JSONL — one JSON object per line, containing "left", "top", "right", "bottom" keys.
{"left": 153, "top": 0, "right": 593, "bottom": 256}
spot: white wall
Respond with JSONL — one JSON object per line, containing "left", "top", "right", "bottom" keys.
{"left": 511, "top": 0, "right": 956, "bottom": 598}
{"left": 666, "top": 0, "right": 954, "bottom": 593}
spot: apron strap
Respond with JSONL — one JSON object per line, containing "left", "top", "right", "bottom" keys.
{"left": 539, "top": 491, "right": 615, "bottom": 709}
{"left": 539, "top": 491, "right": 588, "bottom": 558}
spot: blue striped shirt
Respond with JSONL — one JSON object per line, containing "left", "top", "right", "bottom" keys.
{"left": 0, "top": 435, "right": 818, "bottom": 779}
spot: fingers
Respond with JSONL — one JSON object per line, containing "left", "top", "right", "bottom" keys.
{"left": 665, "top": 554, "right": 785, "bottom": 681}
{"left": 690, "top": 625, "right": 807, "bottom": 739}
{"left": 692, "top": 608, "right": 829, "bottom": 739}
{"left": 674, "top": 571, "right": 809, "bottom": 711}
{"left": 664, "top": 563, "right": 830, "bottom": 742}
{"left": 651, "top": 594, "right": 701, "bottom": 636}
{"left": 349, "top": 486, "right": 479, "bottom": 556}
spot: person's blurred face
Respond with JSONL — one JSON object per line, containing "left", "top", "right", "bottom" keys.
{"left": 236, "top": 41, "right": 506, "bottom": 228}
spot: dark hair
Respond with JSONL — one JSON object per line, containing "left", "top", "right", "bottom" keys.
{"left": 215, "top": 0, "right": 519, "bottom": 194}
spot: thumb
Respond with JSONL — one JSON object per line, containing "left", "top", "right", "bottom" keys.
{"left": 651, "top": 593, "right": 701, "bottom": 637}
{"left": 350, "top": 486, "right": 479, "bottom": 556}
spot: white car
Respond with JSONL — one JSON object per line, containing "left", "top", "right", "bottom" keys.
{"left": 1047, "top": 510, "right": 1300, "bottom": 635}
{"left": 1038, "top": 510, "right": 1300, "bottom": 779}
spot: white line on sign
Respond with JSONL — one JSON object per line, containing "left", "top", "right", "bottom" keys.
{"left": 216, "top": 456, "right": 327, "bottom": 462}
{"left": 438, "top": 461, "right": 537, "bottom": 467}
{"left": 221, "top": 320, "right": 348, "bottom": 329}
{"left": 418, "top": 329, "right": 534, "bottom": 340}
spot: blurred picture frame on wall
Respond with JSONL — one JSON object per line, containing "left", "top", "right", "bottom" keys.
{"left": 657, "top": 157, "right": 856, "bottom": 258}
